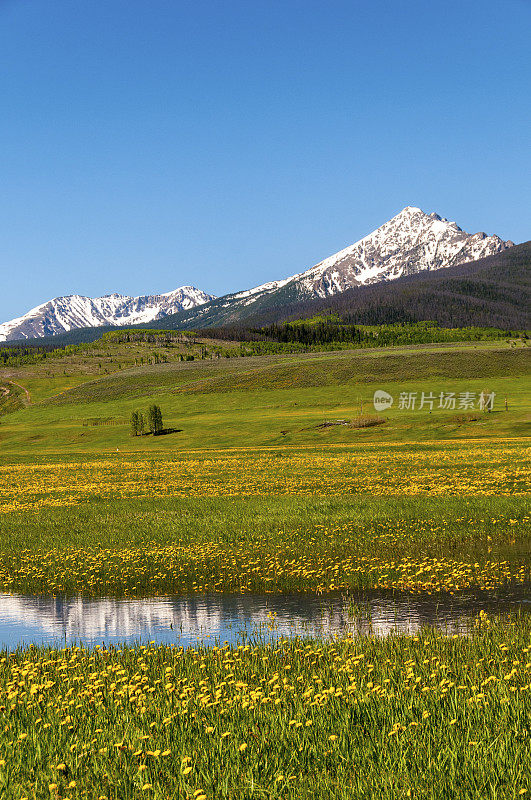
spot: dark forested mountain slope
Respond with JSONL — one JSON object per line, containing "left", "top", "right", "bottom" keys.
{"left": 237, "top": 240, "right": 530, "bottom": 330}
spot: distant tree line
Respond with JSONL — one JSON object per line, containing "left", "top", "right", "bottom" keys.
{"left": 2, "top": 317, "right": 527, "bottom": 373}
{"left": 257, "top": 320, "right": 365, "bottom": 345}
{"left": 0, "top": 345, "right": 62, "bottom": 367}
{"left": 0, "top": 339, "right": 107, "bottom": 367}
{"left": 187, "top": 320, "right": 526, "bottom": 352}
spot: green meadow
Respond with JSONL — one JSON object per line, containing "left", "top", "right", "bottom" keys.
{"left": 0, "top": 340, "right": 529, "bottom": 455}
{"left": 0, "top": 338, "right": 529, "bottom": 597}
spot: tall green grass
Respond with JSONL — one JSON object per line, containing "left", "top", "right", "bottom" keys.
{"left": 0, "top": 617, "right": 529, "bottom": 799}
{"left": 0, "top": 496, "right": 528, "bottom": 596}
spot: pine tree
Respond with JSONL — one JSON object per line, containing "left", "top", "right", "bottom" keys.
{"left": 148, "top": 404, "right": 163, "bottom": 435}
{"left": 147, "top": 405, "right": 156, "bottom": 434}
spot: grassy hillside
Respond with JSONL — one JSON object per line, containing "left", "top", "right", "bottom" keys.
{"left": 0, "top": 329, "right": 241, "bottom": 410}
{"left": 0, "top": 380, "right": 27, "bottom": 416}
{"left": 0, "top": 340, "right": 529, "bottom": 455}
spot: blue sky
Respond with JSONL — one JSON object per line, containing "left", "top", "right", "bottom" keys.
{"left": 1, "top": 0, "right": 530, "bottom": 322}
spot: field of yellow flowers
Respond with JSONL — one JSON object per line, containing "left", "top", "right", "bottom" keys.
{"left": 0, "top": 439, "right": 527, "bottom": 516}
{"left": 0, "top": 438, "right": 528, "bottom": 597}
{"left": 0, "top": 340, "right": 529, "bottom": 798}
{"left": 0, "top": 510, "right": 528, "bottom": 598}
{"left": 0, "top": 617, "right": 529, "bottom": 799}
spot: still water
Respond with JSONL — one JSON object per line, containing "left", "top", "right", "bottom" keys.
{"left": 0, "top": 587, "right": 529, "bottom": 650}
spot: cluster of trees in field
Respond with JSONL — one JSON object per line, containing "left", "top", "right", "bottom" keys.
{"left": 130, "top": 404, "right": 163, "bottom": 436}
{"left": 103, "top": 330, "right": 226, "bottom": 358}
{"left": 103, "top": 330, "right": 196, "bottom": 344}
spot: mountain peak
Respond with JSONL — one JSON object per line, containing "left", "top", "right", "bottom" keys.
{"left": 161, "top": 207, "right": 513, "bottom": 329}
{"left": 400, "top": 205, "right": 423, "bottom": 214}
{"left": 305, "top": 206, "right": 510, "bottom": 288}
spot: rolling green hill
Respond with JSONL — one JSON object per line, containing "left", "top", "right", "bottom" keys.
{"left": 0, "top": 339, "right": 529, "bottom": 456}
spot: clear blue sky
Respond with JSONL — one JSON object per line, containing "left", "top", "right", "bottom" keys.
{"left": 1, "top": 0, "right": 530, "bottom": 322}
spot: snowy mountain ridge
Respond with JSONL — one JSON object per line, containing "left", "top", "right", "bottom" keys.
{"left": 236, "top": 206, "right": 511, "bottom": 301}
{"left": 0, "top": 207, "right": 513, "bottom": 340}
{"left": 0, "top": 286, "right": 215, "bottom": 342}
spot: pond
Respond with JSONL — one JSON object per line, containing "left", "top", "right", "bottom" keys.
{"left": 0, "top": 586, "right": 529, "bottom": 650}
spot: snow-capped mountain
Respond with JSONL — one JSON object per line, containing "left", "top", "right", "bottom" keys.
{"left": 287, "top": 205, "right": 512, "bottom": 296}
{"left": 0, "top": 286, "right": 214, "bottom": 342}
{"left": 150, "top": 206, "right": 514, "bottom": 329}
{"left": 0, "top": 207, "right": 514, "bottom": 340}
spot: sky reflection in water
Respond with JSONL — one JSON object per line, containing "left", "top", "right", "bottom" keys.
{"left": 0, "top": 588, "right": 529, "bottom": 651}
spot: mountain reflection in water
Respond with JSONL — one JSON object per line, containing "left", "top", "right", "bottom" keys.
{"left": 0, "top": 589, "right": 529, "bottom": 651}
